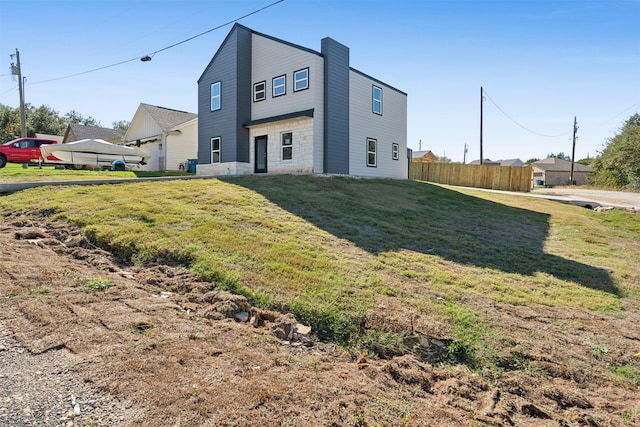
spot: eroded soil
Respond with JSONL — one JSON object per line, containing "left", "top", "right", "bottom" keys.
{"left": 1, "top": 216, "right": 639, "bottom": 426}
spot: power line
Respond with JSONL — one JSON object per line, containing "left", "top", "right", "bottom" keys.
{"left": 27, "top": 0, "right": 284, "bottom": 86}
{"left": 0, "top": 85, "right": 18, "bottom": 97}
{"left": 482, "top": 89, "right": 572, "bottom": 138}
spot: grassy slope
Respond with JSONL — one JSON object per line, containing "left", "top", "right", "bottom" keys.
{"left": 1, "top": 175, "right": 638, "bottom": 369}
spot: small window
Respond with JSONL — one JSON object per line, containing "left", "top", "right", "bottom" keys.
{"left": 392, "top": 143, "right": 399, "bottom": 160}
{"left": 294, "top": 68, "right": 309, "bottom": 92}
{"left": 253, "top": 81, "right": 266, "bottom": 102}
{"left": 211, "top": 137, "right": 221, "bottom": 163}
{"left": 273, "top": 75, "right": 286, "bottom": 97}
{"left": 372, "top": 85, "right": 382, "bottom": 115}
{"left": 211, "top": 82, "right": 221, "bottom": 111}
{"left": 367, "top": 138, "right": 377, "bottom": 167}
{"left": 281, "top": 132, "right": 292, "bottom": 160}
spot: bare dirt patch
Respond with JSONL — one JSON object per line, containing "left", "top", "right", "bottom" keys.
{"left": 1, "top": 216, "right": 639, "bottom": 426}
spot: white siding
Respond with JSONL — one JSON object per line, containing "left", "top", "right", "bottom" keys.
{"left": 348, "top": 71, "right": 407, "bottom": 179}
{"left": 251, "top": 34, "right": 324, "bottom": 172}
{"left": 125, "top": 108, "right": 162, "bottom": 141}
{"left": 136, "top": 140, "right": 161, "bottom": 171}
{"left": 165, "top": 119, "right": 198, "bottom": 171}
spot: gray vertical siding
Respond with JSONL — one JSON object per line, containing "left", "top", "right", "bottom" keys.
{"left": 321, "top": 38, "right": 350, "bottom": 174}
{"left": 197, "top": 25, "right": 252, "bottom": 164}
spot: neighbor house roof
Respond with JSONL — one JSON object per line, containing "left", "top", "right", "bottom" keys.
{"left": 63, "top": 124, "right": 125, "bottom": 143}
{"left": 532, "top": 157, "right": 594, "bottom": 172}
{"left": 35, "top": 133, "right": 64, "bottom": 143}
{"left": 139, "top": 103, "right": 197, "bottom": 130}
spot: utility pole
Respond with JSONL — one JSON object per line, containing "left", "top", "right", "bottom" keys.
{"left": 10, "top": 49, "right": 27, "bottom": 138}
{"left": 480, "top": 86, "right": 483, "bottom": 165}
{"left": 463, "top": 142, "right": 468, "bottom": 164}
{"left": 569, "top": 116, "right": 578, "bottom": 185}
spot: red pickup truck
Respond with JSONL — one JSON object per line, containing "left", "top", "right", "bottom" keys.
{"left": 0, "top": 137, "right": 59, "bottom": 168}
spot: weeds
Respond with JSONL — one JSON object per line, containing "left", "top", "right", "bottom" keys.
{"left": 85, "top": 277, "right": 113, "bottom": 291}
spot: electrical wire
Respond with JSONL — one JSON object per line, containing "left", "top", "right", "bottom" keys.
{"left": 482, "top": 89, "right": 572, "bottom": 138}
{"left": 27, "top": 0, "right": 284, "bottom": 86}
{"left": 0, "top": 85, "right": 18, "bottom": 97}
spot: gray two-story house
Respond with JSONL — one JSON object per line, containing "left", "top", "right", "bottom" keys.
{"left": 196, "top": 23, "right": 407, "bottom": 179}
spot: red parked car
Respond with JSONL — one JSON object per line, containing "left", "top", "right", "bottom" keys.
{"left": 0, "top": 137, "right": 59, "bottom": 168}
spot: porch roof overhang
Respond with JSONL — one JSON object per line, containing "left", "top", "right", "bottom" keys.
{"left": 243, "top": 108, "right": 314, "bottom": 128}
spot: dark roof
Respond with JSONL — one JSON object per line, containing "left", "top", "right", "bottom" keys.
{"left": 533, "top": 157, "right": 594, "bottom": 172}
{"left": 140, "top": 103, "right": 197, "bottom": 130}
{"left": 64, "top": 124, "right": 125, "bottom": 143}
{"left": 243, "top": 109, "right": 314, "bottom": 127}
{"left": 199, "top": 23, "right": 406, "bottom": 96}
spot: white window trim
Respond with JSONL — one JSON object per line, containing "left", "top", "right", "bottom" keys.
{"left": 272, "top": 75, "right": 286, "bottom": 97}
{"left": 253, "top": 81, "right": 266, "bottom": 102}
{"left": 281, "top": 131, "right": 293, "bottom": 161}
{"left": 211, "top": 81, "right": 221, "bottom": 111}
{"left": 211, "top": 137, "right": 221, "bottom": 163}
{"left": 372, "top": 85, "right": 382, "bottom": 115}
{"left": 293, "top": 68, "right": 309, "bottom": 92}
{"left": 367, "top": 138, "right": 377, "bottom": 167}
{"left": 392, "top": 143, "right": 399, "bottom": 160}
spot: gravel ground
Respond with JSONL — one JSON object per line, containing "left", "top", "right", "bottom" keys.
{"left": 0, "top": 324, "right": 139, "bottom": 427}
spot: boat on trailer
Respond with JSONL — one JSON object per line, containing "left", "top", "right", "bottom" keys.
{"left": 40, "top": 139, "right": 149, "bottom": 170}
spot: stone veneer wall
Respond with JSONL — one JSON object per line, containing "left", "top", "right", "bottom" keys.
{"left": 249, "top": 117, "right": 315, "bottom": 174}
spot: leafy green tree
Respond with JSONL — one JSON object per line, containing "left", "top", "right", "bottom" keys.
{"left": 0, "top": 103, "right": 22, "bottom": 142}
{"left": 525, "top": 158, "right": 540, "bottom": 164}
{"left": 112, "top": 120, "right": 131, "bottom": 131}
{"left": 590, "top": 113, "right": 640, "bottom": 190}
{"left": 27, "top": 104, "right": 66, "bottom": 136}
{"left": 65, "top": 110, "right": 101, "bottom": 127}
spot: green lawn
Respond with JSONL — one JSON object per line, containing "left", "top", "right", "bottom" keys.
{"left": 1, "top": 174, "right": 638, "bottom": 369}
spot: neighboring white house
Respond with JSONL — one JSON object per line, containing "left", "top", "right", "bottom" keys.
{"left": 196, "top": 23, "right": 408, "bottom": 179}
{"left": 123, "top": 103, "right": 198, "bottom": 172}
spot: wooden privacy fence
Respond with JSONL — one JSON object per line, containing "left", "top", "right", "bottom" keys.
{"left": 409, "top": 162, "right": 533, "bottom": 192}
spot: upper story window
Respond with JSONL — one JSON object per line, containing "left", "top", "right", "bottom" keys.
{"left": 372, "top": 85, "right": 382, "bottom": 115}
{"left": 273, "top": 75, "right": 286, "bottom": 97}
{"left": 211, "top": 137, "right": 221, "bottom": 163}
{"left": 392, "top": 143, "right": 399, "bottom": 160}
{"left": 367, "top": 138, "right": 377, "bottom": 167}
{"left": 211, "top": 82, "right": 221, "bottom": 111}
{"left": 281, "top": 132, "right": 292, "bottom": 160}
{"left": 253, "top": 81, "right": 266, "bottom": 102}
{"left": 294, "top": 68, "right": 309, "bottom": 92}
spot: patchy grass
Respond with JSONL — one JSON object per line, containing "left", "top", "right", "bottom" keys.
{"left": 1, "top": 175, "right": 638, "bottom": 370}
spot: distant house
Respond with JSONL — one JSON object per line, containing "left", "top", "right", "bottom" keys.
{"left": 411, "top": 150, "right": 437, "bottom": 163}
{"left": 196, "top": 23, "right": 407, "bottom": 178}
{"left": 468, "top": 158, "right": 524, "bottom": 167}
{"left": 532, "top": 157, "right": 594, "bottom": 186}
{"left": 123, "top": 103, "right": 198, "bottom": 172}
{"left": 62, "top": 124, "right": 125, "bottom": 144}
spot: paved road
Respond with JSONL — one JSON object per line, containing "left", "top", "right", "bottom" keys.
{"left": 531, "top": 188, "right": 640, "bottom": 210}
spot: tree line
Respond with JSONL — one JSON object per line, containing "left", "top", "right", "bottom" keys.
{"left": 0, "top": 103, "right": 129, "bottom": 143}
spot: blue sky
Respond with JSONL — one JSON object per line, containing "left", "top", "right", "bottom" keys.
{"left": 1, "top": 0, "right": 639, "bottom": 162}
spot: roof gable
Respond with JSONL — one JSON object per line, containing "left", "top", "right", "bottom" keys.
{"left": 140, "top": 103, "right": 197, "bottom": 130}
